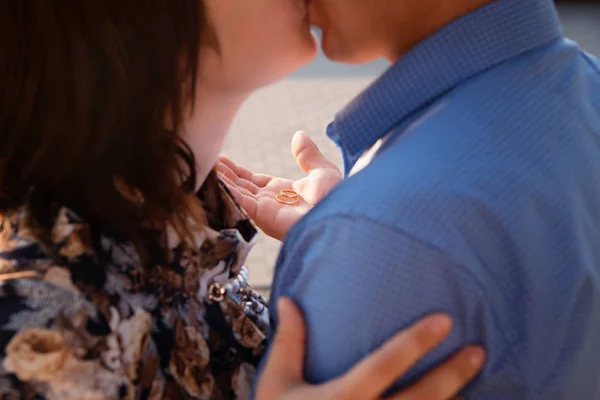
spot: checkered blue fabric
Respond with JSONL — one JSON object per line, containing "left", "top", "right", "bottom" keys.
{"left": 259, "top": 0, "right": 600, "bottom": 399}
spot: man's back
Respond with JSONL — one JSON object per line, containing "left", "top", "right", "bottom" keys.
{"left": 266, "top": 1, "right": 600, "bottom": 397}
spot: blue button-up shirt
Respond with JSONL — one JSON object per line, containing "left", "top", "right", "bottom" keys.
{"left": 262, "top": 0, "right": 600, "bottom": 398}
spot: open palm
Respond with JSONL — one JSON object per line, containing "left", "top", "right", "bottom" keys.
{"left": 217, "top": 131, "right": 342, "bottom": 241}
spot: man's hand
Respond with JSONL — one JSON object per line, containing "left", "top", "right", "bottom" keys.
{"left": 217, "top": 131, "right": 342, "bottom": 241}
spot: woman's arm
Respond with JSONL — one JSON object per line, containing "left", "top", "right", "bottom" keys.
{"left": 256, "top": 298, "right": 484, "bottom": 400}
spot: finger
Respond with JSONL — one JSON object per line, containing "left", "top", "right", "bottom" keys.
{"left": 261, "top": 298, "right": 307, "bottom": 386}
{"left": 231, "top": 182, "right": 255, "bottom": 198}
{"left": 232, "top": 190, "right": 260, "bottom": 220}
{"left": 216, "top": 161, "right": 240, "bottom": 182}
{"left": 217, "top": 155, "right": 239, "bottom": 173}
{"left": 249, "top": 173, "right": 274, "bottom": 188}
{"left": 332, "top": 314, "right": 453, "bottom": 400}
{"left": 217, "top": 164, "right": 260, "bottom": 194}
{"left": 221, "top": 178, "right": 259, "bottom": 218}
{"left": 292, "top": 131, "right": 339, "bottom": 174}
{"left": 218, "top": 173, "right": 238, "bottom": 191}
{"left": 234, "top": 178, "right": 260, "bottom": 195}
{"left": 218, "top": 156, "right": 254, "bottom": 181}
{"left": 217, "top": 157, "right": 273, "bottom": 188}
{"left": 218, "top": 156, "right": 272, "bottom": 188}
{"left": 391, "top": 346, "right": 485, "bottom": 400}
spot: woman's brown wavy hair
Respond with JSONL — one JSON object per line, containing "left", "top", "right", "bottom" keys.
{"left": 0, "top": 1, "right": 205, "bottom": 249}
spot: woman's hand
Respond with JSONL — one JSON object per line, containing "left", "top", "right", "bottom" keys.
{"left": 255, "top": 298, "right": 485, "bottom": 400}
{"left": 217, "top": 131, "right": 342, "bottom": 241}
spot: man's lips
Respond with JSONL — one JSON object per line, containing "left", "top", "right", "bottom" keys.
{"left": 304, "top": 0, "right": 321, "bottom": 27}
{"left": 292, "top": 0, "right": 309, "bottom": 21}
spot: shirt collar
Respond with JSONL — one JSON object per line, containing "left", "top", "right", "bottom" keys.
{"left": 327, "top": 0, "right": 563, "bottom": 172}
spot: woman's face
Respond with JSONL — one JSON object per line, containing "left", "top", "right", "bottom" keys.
{"left": 180, "top": 0, "right": 318, "bottom": 188}
{"left": 201, "top": 0, "right": 318, "bottom": 92}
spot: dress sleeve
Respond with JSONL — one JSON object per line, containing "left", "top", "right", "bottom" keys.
{"left": 0, "top": 277, "right": 137, "bottom": 399}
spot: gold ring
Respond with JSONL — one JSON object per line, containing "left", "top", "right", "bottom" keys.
{"left": 280, "top": 189, "right": 299, "bottom": 198}
{"left": 276, "top": 194, "right": 299, "bottom": 206}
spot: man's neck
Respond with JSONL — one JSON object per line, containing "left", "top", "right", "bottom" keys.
{"left": 385, "top": 0, "right": 496, "bottom": 62}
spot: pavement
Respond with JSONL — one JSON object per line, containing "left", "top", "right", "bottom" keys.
{"left": 221, "top": 3, "right": 600, "bottom": 294}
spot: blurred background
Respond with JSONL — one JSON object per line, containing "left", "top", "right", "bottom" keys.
{"left": 222, "top": 2, "right": 600, "bottom": 294}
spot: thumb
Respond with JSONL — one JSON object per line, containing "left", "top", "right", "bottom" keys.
{"left": 263, "top": 298, "right": 307, "bottom": 386}
{"left": 292, "top": 131, "right": 337, "bottom": 173}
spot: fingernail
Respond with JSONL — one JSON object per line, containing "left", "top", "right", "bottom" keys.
{"left": 467, "top": 346, "right": 485, "bottom": 366}
{"left": 425, "top": 314, "right": 452, "bottom": 335}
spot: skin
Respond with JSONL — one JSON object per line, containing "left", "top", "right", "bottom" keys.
{"left": 307, "top": 0, "right": 495, "bottom": 63}
{"left": 185, "top": 0, "right": 490, "bottom": 398}
{"left": 218, "top": 131, "right": 342, "bottom": 241}
{"left": 181, "top": 0, "right": 319, "bottom": 187}
{"left": 217, "top": 0, "right": 496, "bottom": 239}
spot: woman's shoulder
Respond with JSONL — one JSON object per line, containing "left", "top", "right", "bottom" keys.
{"left": 0, "top": 255, "right": 133, "bottom": 398}
{"left": 0, "top": 189, "right": 269, "bottom": 398}
{"left": 0, "top": 204, "right": 109, "bottom": 290}
{"left": 0, "top": 206, "right": 128, "bottom": 397}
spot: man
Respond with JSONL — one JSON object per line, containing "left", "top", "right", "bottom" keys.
{"left": 221, "top": 0, "right": 600, "bottom": 397}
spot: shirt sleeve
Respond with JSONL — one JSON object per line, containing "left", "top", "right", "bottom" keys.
{"left": 267, "top": 215, "right": 529, "bottom": 398}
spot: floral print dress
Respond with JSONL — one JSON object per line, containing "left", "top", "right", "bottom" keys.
{"left": 0, "top": 173, "right": 270, "bottom": 399}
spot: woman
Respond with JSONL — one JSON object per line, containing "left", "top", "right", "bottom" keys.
{"left": 0, "top": 1, "right": 484, "bottom": 399}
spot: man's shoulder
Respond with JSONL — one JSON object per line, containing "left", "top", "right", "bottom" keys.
{"left": 303, "top": 131, "right": 506, "bottom": 234}
{"left": 304, "top": 42, "right": 600, "bottom": 235}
